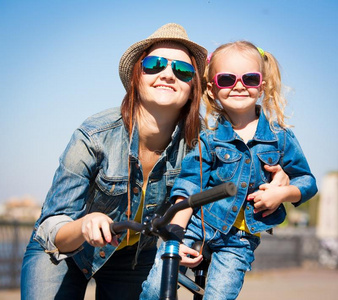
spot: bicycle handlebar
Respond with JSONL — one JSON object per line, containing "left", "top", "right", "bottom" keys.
{"left": 188, "top": 181, "right": 237, "bottom": 208}
{"left": 110, "top": 182, "right": 236, "bottom": 238}
{"left": 109, "top": 220, "right": 143, "bottom": 235}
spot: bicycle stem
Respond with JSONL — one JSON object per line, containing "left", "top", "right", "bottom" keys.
{"left": 160, "top": 240, "right": 181, "bottom": 300}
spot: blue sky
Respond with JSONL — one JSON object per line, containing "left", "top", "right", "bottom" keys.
{"left": 1, "top": 0, "right": 337, "bottom": 204}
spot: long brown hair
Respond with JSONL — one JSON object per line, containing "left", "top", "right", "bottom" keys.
{"left": 120, "top": 44, "right": 204, "bottom": 243}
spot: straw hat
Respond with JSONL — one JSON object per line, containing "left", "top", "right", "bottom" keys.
{"left": 119, "top": 23, "right": 208, "bottom": 90}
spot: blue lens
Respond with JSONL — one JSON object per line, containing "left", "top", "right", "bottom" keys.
{"left": 172, "top": 60, "right": 195, "bottom": 82}
{"left": 142, "top": 56, "right": 167, "bottom": 74}
{"left": 142, "top": 56, "right": 195, "bottom": 82}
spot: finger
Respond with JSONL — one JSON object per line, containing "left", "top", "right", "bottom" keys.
{"left": 247, "top": 190, "right": 263, "bottom": 200}
{"left": 253, "top": 201, "right": 265, "bottom": 213}
{"left": 262, "top": 208, "right": 276, "bottom": 217}
{"left": 264, "top": 164, "right": 280, "bottom": 172}
{"left": 262, "top": 209, "right": 273, "bottom": 218}
{"left": 183, "top": 247, "right": 200, "bottom": 257}
{"left": 258, "top": 183, "right": 269, "bottom": 190}
{"left": 91, "top": 223, "right": 106, "bottom": 246}
{"left": 180, "top": 255, "right": 203, "bottom": 268}
{"left": 101, "top": 222, "right": 112, "bottom": 243}
{"left": 247, "top": 193, "right": 256, "bottom": 201}
{"left": 180, "top": 244, "right": 199, "bottom": 256}
{"left": 262, "top": 206, "right": 279, "bottom": 217}
{"left": 81, "top": 220, "right": 92, "bottom": 242}
{"left": 111, "top": 235, "right": 119, "bottom": 247}
{"left": 254, "top": 207, "right": 264, "bottom": 214}
{"left": 252, "top": 195, "right": 262, "bottom": 203}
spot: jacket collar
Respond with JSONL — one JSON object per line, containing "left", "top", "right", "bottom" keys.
{"left": 253, "top": 107, "right": 278, "bottom": 142}
{"left": 129, "top": 120, "right": 184, "bottom": 160}
{"left": 214, "top": 106, "right": 278, "bottom": 143}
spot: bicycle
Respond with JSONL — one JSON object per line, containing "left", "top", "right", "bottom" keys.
{"left": 110, "top": 182, "right": 237, "bottom": 300}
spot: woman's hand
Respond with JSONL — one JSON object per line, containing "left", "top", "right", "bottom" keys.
{"left": 178, "top": 244, "right": 203, "bottom": 268}
{"left": 265, "top": 164, "right": 289, "bottom": 186}
{"left": 56, "top": 212, "right": 118, "bottom": 252}
{"left": 82, "top": 212, "right": 119, "bottom": 247}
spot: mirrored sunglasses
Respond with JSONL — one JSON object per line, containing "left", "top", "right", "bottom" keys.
{"left": 141, "top": 56, "right": 195, "bottom": 82}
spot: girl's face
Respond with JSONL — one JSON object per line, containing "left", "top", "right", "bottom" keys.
{"left": 208, "top": 50, "right": 264, "bottom": 116}
{"left": 138, "top": 43, "right": 193, "bottom": 113}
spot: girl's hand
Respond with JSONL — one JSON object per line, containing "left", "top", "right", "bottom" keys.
{"left": 179, "top": 244, "right": 203, "bottom": 268}
{"left": 82, "top": 212, "right": 119, "bottom": 247}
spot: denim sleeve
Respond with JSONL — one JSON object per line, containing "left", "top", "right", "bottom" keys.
{"left": 34, "top": 215, "right": 84, "bottom": 263}
{"left": 34, "top": 128, "right": 98, "bottom": 257}
{"left": 170, "top": 134, "right": 213, "bottom": 203}
{"left": 282, "top": 128, "right": 318, "bottom": 206}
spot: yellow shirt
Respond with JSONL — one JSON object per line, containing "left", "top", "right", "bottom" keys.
{"left": 116, "top": 190, "right": 145, "bottom": 250}
{"left": 233, "top": 208, "right": 260, "bottom": 237}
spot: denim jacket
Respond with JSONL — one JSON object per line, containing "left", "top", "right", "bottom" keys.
{"left": 170, "top": 108, "right": 318, "bottom": 234}
{"left": 33, "top": 107, "right": 187, "bottom": 278}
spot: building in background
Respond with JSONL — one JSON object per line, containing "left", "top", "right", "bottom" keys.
{"left": 316, "top": 172, "right": 338, "bottom": 269}
{"left": 0, "top": 196, "right": 41, "bottom": 222}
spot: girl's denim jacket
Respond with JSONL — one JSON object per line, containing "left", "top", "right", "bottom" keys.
{"left": 170, "top": 109, "right": 317, "bottom": 234}
{"left": 32, "top": 107, "right": 187, "bottom": 278}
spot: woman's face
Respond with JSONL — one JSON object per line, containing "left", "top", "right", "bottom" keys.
{"left": 208, "top": 50, "right": 264, "bottom": 116}
{"left": 138, "top": 43, "right": 193, "bottom": 113}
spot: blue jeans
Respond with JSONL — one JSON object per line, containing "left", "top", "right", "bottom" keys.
{"left": 140, "top": 215, "right": 260, "bottom": 300}
{"left": 21, "top": 234, "right": 157, "bottom": 300}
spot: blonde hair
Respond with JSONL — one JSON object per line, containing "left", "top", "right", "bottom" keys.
{"left": 204, "top": 41, "right": 290, "bottom": 129}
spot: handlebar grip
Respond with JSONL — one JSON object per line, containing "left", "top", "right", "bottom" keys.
{"left": 187, "top": 182, "right": 237, "bottom": 208}
{"left": 110, "top": 220, "right": 143, "bottom": 235}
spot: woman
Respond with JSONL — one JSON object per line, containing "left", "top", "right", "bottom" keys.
{"left": 21, "top": 23, "right": 208, "bottom": 300}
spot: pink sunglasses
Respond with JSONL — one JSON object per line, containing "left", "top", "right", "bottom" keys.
{"left": 213, "top": 72, "right": 262, "bottom": 89}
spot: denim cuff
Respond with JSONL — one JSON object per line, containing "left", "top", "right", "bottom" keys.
{"left": 35, "top": 215, "right": 83, "bottom": 264}
{"left": 169, "top": 177, "right": 201, "bottom": 204}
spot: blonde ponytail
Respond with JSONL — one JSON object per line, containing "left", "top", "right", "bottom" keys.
{"left": 261, "top": 51, "right": 290, "bottom": 129}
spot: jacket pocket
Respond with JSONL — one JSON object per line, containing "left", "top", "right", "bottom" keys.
{"left": 89, "top": 170, "right": 128, "bottom": 213}
{"left": 165, "top": 168, "right": 181, "bottom": 187}
{"left": 215, "top": 147, "right": 242, "bottom": 181}
{"left": 256, "top": 151, "right": 281, "bottom": 182}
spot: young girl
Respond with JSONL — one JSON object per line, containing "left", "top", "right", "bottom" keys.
{"left": 140, "top": 41, "right": 317, "bottom": 300}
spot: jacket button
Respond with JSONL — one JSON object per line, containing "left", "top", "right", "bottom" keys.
{"left": 222, "top": 225, "right": 228, "bottom": 231}
{"left": 232, "top": 206, "right": 238, "bottom": 212}
{"left": 82, "top": 268, "right": 89, "bottom": 274}
{"left": 224, "top": 154, "right": 230, "bottom": 160}
{"left": 246, "top": 206, "right": 250, "bottom": 210}
{"left": 245, "top": 158, "right": 251, "bottom": 164}
{"left": 99, "top": 250, "right": 106, "bottom": 258}
{"left": 268, "top": 157, "right": 273, "bottom": 163}
{"left": 241, "top": 182, "right": 247, "bottom": 188}
{"left": 251, "top": 227, "right": 255, "bottom": 232}
{"left": 133, "top": 187, "right": 139, "bottom": 194}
